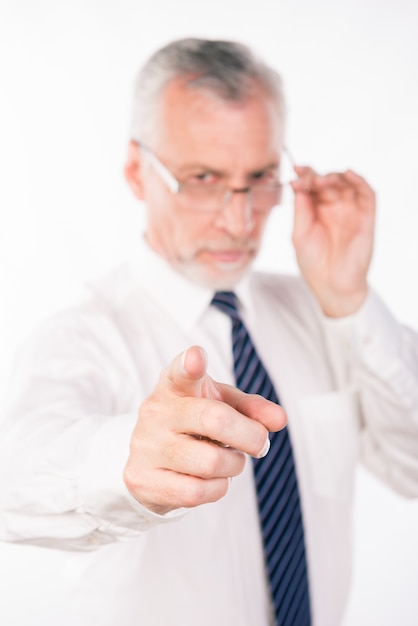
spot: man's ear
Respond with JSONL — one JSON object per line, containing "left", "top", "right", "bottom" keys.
{"left": 124, "top": 140, "right": 145, "bottom": 200}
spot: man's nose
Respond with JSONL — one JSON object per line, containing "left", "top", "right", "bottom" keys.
{"left": 214, "top": 188, "right": 255, "bottom": 236}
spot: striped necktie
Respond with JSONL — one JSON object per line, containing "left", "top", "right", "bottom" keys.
{"left": 211, "top": 291, "right": 311, "bottom": 626}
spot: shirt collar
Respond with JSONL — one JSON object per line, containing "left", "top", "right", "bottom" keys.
{"left": 129, "top": 235, "right": 253, "bottom": 331}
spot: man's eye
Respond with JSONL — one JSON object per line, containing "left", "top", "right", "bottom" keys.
{"left": 251, "top": 170, "right": 277, "bottom": 185}
{"left": 188, "top": 172, "right": 219, "bottom": 185}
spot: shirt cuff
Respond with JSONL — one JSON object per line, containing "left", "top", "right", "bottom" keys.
{"left": 321, "top": 289, "right": 402, "bottom": 371}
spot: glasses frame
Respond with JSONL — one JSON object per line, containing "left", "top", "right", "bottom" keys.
{"left": 137, "top": 141, "right": 295, "bottom": 211}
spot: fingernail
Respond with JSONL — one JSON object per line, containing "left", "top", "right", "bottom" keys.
{"left": 180, "top": 346, "right": 208, "bottom": 376}
{"left": 258, "top": 437, "right": 270, "bottom": 459}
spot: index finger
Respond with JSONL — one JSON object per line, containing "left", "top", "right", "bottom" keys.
{"left": 343, "top": 169, "right": 376, "bottom": 205}
{"left": 291, "top": 165, "right": 317, "bottom": 194}
{"left": 218, "top": 383, "right": 287, "bottom": 434}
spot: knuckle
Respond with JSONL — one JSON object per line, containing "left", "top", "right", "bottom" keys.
{"left": 182, "top": 477, "right": 230, "bottom": 507}
{"left": 205, "top": 402, "right": 232, "bottom": 437}
{"left": 123, "top": 463, "right": 143, "bottom": 495}
{"left": 212, "top": 478, "right": 230, "bottom": 502}
{"left": 128, "top": 430, "right": 143, "bottom": 456}
{"left": 197, "top": 445, "right": 222, "bottom": 478}
{"left": 134, "top": 395, "right": 170, "bottom": 446}
{"left": 164, "top": 436, "right": 190, "bottom": 471}
{"left": 181, "top": 479, "right": 207, "bottom": 508}
{"left": 138, "top": 395, "right": 159, "bottom": 421}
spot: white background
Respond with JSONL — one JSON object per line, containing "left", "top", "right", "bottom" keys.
{"left": 0, "top": 0, "right": 417, "bottom": 624}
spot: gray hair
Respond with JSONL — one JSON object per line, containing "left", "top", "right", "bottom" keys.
{"left": 130, "top": 38, "right": 286, "bottom": 143}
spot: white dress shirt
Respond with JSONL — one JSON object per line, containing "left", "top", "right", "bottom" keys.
{"left": 1, "top": 236, "right": 417, "bottom": 626}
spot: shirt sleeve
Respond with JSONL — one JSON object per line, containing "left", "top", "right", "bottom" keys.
{"left": 0, "top": 309, "right": 186, "bottom": 551}
{"left": 321, "top": 289, "right": 418, "bottom": 497}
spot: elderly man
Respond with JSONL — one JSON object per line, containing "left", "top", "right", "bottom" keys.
{"left": 1, "top": 38, "right": 417, "bottom": 626}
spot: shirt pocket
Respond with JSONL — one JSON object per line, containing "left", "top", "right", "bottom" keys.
{"left": 298, "top": 388, "right": 360, "bottom": 501}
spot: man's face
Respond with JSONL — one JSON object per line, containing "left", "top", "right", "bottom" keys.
{"left": 127, "top": 78, "right": 283, "bottom": 290}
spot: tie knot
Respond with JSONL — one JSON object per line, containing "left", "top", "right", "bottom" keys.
{"left": 211, "top": 291, "right": 240, "bottom": 320}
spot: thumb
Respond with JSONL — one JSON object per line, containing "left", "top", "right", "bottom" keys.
{"left": 161, "top": 345, "right": 221, "bottom": 400}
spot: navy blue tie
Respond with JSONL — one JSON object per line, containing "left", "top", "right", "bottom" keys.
{"left": 211, "top": 291, "right": 311, "bottom": 626}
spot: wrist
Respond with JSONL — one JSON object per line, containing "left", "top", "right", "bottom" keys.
{"left": 315, "top": 286, "right": 369, "bottom": 318}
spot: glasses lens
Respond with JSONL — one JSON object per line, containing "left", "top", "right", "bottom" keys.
{"left": 251, "top": 185, "right": 282, "bottom": 212}
{"left": 175, "top": 148, "right": 295, "bottom": 212}
{"left": 177, "top": 186, "right": 227, "bottom": 211}
{"left": 251, "top": 148, "right": 296, "bottom": 211}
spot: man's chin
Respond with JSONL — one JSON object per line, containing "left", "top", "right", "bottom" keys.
{"left": 175, "top": 260, "right": 251, "bottom": 291}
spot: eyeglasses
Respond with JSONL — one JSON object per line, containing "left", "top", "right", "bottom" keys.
{"left": 137, "top": 141, "right": 295, "bottom": 213}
